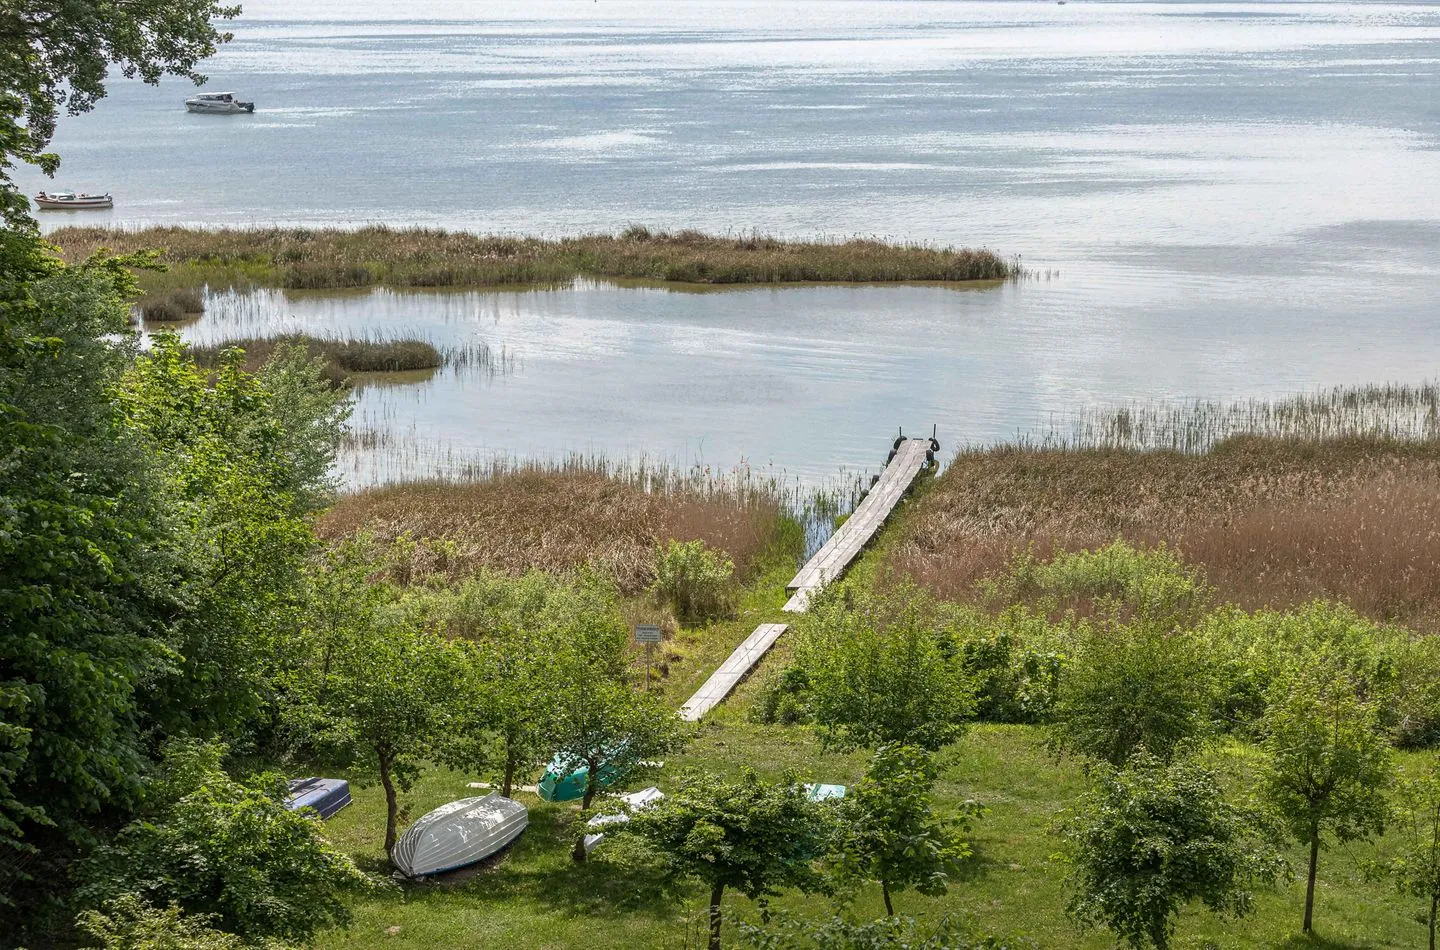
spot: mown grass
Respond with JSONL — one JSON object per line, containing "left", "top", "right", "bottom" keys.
{"left": 318, "top": 464, "right": 797, "bottom": 596}
{"left": 50, "top": 224, "right": 1016, "bottom": 291}
{"left": 312, "top": 726, "right": 1427, "bottom": 950}
{"left": 190, "top": 334, "right": 444, "bottom": 385}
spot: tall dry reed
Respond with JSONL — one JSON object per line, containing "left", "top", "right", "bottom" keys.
{"left": 50, "top": 224, "right": 1015, "bottom": 290}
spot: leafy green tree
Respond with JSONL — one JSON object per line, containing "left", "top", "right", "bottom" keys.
{"left": 794, "top": 584, "right": 974, "bottom": 751}
{"left": 1058, "top": 752, "right": 1283, "bottom": 950}
{"left": 304, "top": 603, "right": 458, "bottom": 854}
{"left": 1048, "top": 619, "right": 1214, "bottom": 767}
{"left": 79, "top": 741, "right": 371, "bottom": 943}
{"left": 119, "top": 335, "right": 348, "bottom": 739}
{"left": 430, "top": 570, "right": 621, "bottom": 797}
{"left": 1370, "top": 759, "right": 1440, "bottom": 950}
{"left": 1259, "top": 656, "right": 1392, "bottom": 934}
{"left": 0, "top": 243, "right": 179, "bottom": 913}
{"left": 0, "top": 0, "right": 239, "bottom": 221}
{"left": 548, "top": 649, "right": 685, "bottom": 860}
{"left": 833, "top": 744, "right": 980, "bottom": 915}
{"left": 620, "top": 770, "right": 831, "bottom": 950}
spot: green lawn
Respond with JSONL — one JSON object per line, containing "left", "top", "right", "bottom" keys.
{"left": 315, "top": 719, "right": 1425, "bottom": 949}
{"left": 314, "top": 502, "right": 1426, "bottom": 949}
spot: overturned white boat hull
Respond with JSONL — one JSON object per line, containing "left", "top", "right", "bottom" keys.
{"left": 390, "top": 792, "right": 527, "bottom": 878}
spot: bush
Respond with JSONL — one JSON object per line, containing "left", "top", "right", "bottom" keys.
{"left": 652, "top": 539, "right": 735, "bottom": 622}
{"left": 76, "top": 895, "right": 258, "bottom": 950}
{"left": 948, "top": 606, "right": 1066, "bottom": 724}
{"left": 1058, "top": 752, "right": 1283, "bottom": 950}
{"left": 793, "top": 583, "right": 975, "bottom": 751}
{"left": 984, "top": 541, "right": 1209, "bottom": 623}
{"left": 750, "top": 666, "right": 813, "bottom": 726}
{"left": 1048, "top": 618, "right": 1215, "bottom": 767}
{"left": 79, "top": 741, "right": 374, "bottom": 944}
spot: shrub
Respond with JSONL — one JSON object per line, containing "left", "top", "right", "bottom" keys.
{"left": 80, "top": 741, "right": 374, "bottom": 944}
{"left": 948, "top": 606, "right": 1066, "bottom": 724}
{"left": 1058, "top": 752, "right": 1284, "bottom": 950}
{"left": 76, "top": 895, "right": 255, "bottom": 950}
{"left": 750, "top": 666, "right": 813, "bottom": 726}
{"left": 793, "top": 583, "right": 975, "bottom": 751}
{"left": 983, "top": 541, "right": 1209, "bottom": 623}
{"left": 1048, "top": 618, "right": 1215, "bottom": 767}
{"left": 652, "top": 539, "right": 735, "bottom": 622}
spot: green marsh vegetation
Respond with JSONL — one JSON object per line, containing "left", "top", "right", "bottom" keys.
{"left": 50, "top": 223, "right": 1018, "bottom": 293}
{"left": 188, "top": 333, "right": 445, "bottom": 386}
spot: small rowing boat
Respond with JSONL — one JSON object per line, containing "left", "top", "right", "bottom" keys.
{"left": 34, "top": 191, "right": 113, "bottom": 210}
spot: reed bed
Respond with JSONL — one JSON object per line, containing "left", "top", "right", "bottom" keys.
{"left": 189, "top": 334, "right": 442, "bottom": 385}
{"left": 136, "top": 288, "right": 205, "bottom": 321}
{"left": 893, "top": 386, "right": 1440, "bottom": 628}
{"left": 50, "top": 224, "right": 1015, "bottom": 291}
{"left": 317, "top": 456, "right": 798, "bottom": 594}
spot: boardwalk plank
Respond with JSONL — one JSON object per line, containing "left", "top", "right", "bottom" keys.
{"left": 678, "top": 437, "right": 933, "bottom": 720}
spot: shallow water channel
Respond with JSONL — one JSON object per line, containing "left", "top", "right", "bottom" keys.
{"left": 167, "top": 265, "right": 1440, "bottom": 487}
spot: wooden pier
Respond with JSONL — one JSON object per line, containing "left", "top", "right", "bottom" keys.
{"left": 678, "top": 436, "right": 934, "bottom": 722}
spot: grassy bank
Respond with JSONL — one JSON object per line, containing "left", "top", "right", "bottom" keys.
{"left": 190, "top": 334, "right": 444, "bottom": 385}
{"left": 319, "top": 461, "right": 797, "bottom": 595}
{"left": 891, "top": 388, "right": 1440, "bottom": 629}
{"left": 51, "top": 225, "right": 1016, "bottom": 291}
{"left": 314, "top": 727, "right": 1426, "bottom": 950}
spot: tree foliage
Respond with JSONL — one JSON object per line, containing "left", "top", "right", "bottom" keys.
{"left": 0, "top": 0, "right": 240, "bottom": 222}
{"left": 1059, "top": 752, "right": 1283, "bottom": 950}
{"left": 294, "top": 596, "right": 458, "bottom": 855}
{"left": 1370, "top": 758, "right": 1440, "bottom": 950}
{"left": 79, "top": 741, "right": 371, "bottom": 944}
{"left": 0, "top": 241, "right": 178, "bottom": 910}
{"left": 620, "top": 770, "right": 831, "bottom": 950}
{"left": 833, "top": 744, "right": 980, "bottom": 916}
{"left": 794, "top": 584, "right": 974, "bottom": 751}
{"left": 1048, "top": 619, "right": 1214, "bottom": 767}
{"left": 1260, "top": 654, "right": 1393, "bottom": 933}
{"left": 76, "top": 894, "right": 257, "bottom": 950}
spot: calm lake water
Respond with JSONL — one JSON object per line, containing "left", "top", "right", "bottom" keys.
{"left": 27, "top": 1, "right": 1440, "bottom": 482}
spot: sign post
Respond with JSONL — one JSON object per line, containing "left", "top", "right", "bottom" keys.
{"left": 635, "top": 624, "right": 662, "bottom": 690}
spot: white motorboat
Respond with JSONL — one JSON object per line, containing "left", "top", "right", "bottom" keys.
{"left": 390, "top": 792, "right": 528, "bottom": 878}
{"left": 185, "top": 92, "right": 255, "bottom": 114}
{"left": 33, "top": 191, "right": 112, "bottom": 210}
{"left": 583, "top": 786, "right": 665, "bottom": 853}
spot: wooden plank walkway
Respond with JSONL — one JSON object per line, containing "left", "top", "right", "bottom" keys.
{"left": 679, "top": 623, "right": 789, "bottom": 722}
{"left": 784, "top": 438, "right": 932, "bottom": 610}
{"left": 677, "top": 435, "right": 934, "bottom": 721}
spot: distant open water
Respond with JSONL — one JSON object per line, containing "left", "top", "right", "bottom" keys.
{"left": 26, "top": 1, "right": 1440, "bottom": 483}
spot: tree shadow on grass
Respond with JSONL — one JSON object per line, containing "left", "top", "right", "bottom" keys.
{"left": 386, "top": 804, "right": 689, "bottom": 920}
{"left": 1269, "top": 937, "right": 1372, "bottom": 950}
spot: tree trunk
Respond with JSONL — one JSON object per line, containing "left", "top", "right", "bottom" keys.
{"left": 708, "top": 881, "right": 725, "bottom": 950}
{"left": 581, "top": 756, "right": 599, "bottom": 810}
{"left": 1303, "top": 827, "right": 1320, "bottom": 933}
{"left": 1429, "top": 891, "right": 1437, "bottom": 950}
{"left": 882, "top": 879, "right": 894, "bottom": 917}
{"left": 571, "top": 761, "right": 599, "bottom": 863}
{"left": 380, "top": 752, "right": 399, "bottom": 856}
{"left": 502, "top": 744, "right": 517, "bottom": 798}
